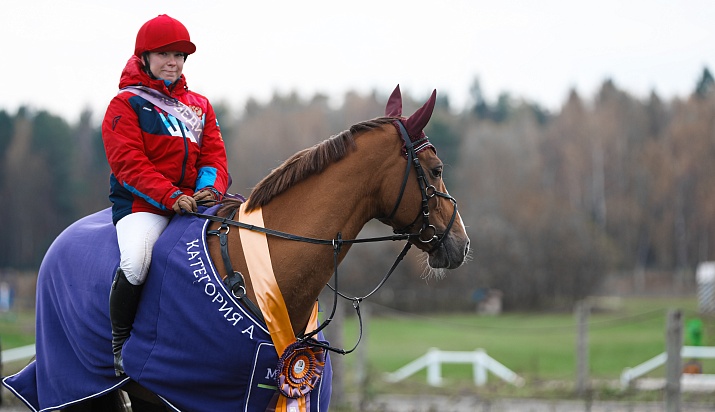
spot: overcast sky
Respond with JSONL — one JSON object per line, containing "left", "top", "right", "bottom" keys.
{"left": 2, "top": 0, "right": 714, "bottom": 123}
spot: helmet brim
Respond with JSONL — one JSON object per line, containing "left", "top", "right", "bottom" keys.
{"left": 148, "top": 40, "right": 196, "bottom": 55}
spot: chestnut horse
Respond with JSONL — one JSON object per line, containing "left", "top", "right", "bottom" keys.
{"left": 5, "top": 86, "right": 469, "bottom": 412}
{"left": 208, "top": 86, "right": 470, "bottom": 339}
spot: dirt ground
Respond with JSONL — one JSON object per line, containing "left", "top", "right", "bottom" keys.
{"left": 350, "top": 394, "right": 714, "bottom": 412}
{"left": 2, "top": 393, "right": 714, "bottom": 411}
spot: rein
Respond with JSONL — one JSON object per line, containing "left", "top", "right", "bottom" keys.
{"left": 191, "top": 120, "right": 459, "bottom": 355}
{"left": 193, "top": 209, "right": 413, "bottom": 355}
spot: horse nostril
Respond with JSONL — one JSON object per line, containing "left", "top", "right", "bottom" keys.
{"left": 464, "top": 239, "right": 470, "bottom": 255}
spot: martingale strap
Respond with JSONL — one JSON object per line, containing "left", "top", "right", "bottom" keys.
{"left": 119, "top": 85, "right": 204, "bottom": 146}
{"left": 206, "top": 209, "right": 265, "bottom": 323}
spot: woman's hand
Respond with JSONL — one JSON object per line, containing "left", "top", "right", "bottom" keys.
{"left": 172, "top": 194, "right": 197, "bottom": 214}
{"left": 193, "top": 188, "right": 218, "bottom": 206}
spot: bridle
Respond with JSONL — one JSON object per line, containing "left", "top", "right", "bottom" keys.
{"left": 387, "top": 120, "right": 458, "bottom": 253}
{"left": 191, "top": 119, "right": 459, "bottom": 354}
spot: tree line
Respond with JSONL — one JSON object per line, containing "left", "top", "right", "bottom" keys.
{"left": 1, "top": 69, "right": 714, "bottom": 311}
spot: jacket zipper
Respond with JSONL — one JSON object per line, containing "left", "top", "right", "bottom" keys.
{"left": 166, "top": 87, "right": 188, "bottom": 187}
{"left": 177, "top": 118, "right": 189, "bottom": 186}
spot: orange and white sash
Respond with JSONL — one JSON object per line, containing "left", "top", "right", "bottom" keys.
{"left": 238, "top": 203, "right": 321, "bottom": 412}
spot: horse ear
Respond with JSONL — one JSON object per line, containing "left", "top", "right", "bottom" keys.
{"left": 405, "top": 89, "right": 436, "bottom": 137}
{"left": 385, "top": 84, "right": 402, "bottom": 117}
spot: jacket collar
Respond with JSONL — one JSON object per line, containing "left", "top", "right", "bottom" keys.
{"left": 118, "top": 55, "right": 188, "bottom": 96}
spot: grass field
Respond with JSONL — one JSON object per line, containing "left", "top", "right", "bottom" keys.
{"left": 335, "top": 295, "right": 715, "bottom": 400}
{"left": 0, "top": 310, "right": 36, "bottom": 350}
{"left": 2, "top": 296, "right": 714, "bottom": 401}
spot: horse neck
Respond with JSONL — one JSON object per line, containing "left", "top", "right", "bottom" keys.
{"left": 261, "top": 130, "right": 402, "bottom": 333}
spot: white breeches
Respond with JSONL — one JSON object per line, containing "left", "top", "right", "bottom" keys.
{"left": 116, "top": 212, "right": 171, "bottom": 285}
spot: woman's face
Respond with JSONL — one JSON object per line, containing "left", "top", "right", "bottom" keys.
{"left": 147, "top": 51, "right": 185, "bottom": 83}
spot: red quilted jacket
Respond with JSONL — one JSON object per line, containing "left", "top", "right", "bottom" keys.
{"left": 102, "top": 56, "right": 229, "bottom": 224}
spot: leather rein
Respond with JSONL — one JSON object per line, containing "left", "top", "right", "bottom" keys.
{"left": 190, "top": 120, "right": 458, "bottom": 354}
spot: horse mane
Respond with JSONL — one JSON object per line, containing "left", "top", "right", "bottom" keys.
{"left": 218, "top": 116, "right": 397, "bottom": 217}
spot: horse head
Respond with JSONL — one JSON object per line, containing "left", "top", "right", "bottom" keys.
{"left": 381, "top": 85, "right": 470, "bottom": 271}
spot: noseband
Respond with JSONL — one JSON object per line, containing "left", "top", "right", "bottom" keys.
{"left": 386, "top": 120, "right": 459, "bottom": 253}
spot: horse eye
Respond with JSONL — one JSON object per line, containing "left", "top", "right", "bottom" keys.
{"left": 432, "top": 167, "right": 443, "bottom": 178}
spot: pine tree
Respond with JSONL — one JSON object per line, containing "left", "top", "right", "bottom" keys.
{"left": 695, "top": 67, "right": 714, "bottom": 98}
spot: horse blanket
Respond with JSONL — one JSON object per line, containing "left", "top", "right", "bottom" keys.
{"left": 2, "top": 207, "right": 332, "bottom": 411}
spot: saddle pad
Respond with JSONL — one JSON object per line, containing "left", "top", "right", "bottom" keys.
{"left": 2, "top": 207, "right": 332, "bottom": 412}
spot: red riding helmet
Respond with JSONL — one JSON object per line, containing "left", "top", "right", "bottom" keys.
{"left": 134, "top": 14, "right": 196, "bottom": 57}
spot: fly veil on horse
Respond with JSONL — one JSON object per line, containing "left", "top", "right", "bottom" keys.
{"left": 3, "top": 85, "right": 470, "bottom": 412}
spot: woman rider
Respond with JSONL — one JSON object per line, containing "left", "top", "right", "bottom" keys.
{"left": 102, "top": 14, "right": 229, "bottom": 376}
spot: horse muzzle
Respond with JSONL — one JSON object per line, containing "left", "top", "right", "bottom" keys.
{"left": 427, "top": 232, "right": 470, "bottom": 269}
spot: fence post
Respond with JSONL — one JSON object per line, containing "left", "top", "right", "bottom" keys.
{"left": 575, "top": 300, "right": 590, "bottom": 395}
{"left": 426, "top": 348, "right": 442, "bottom": 386}
{"left": 665, "top": 309, "right": 682, "bottom": 412}
{"left": 474, "top": 349, "right": 487, "bottom": 386}
{"left": 697, "top": 262, "right": 715, "bottom": 313}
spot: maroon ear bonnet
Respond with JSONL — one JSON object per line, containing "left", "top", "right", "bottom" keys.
{"left": 385, "top": 85, "right": 403, "bottom": 117}
{"left": 404, "top": 89, "right": 436, "bottom": 140}
{"left": 385, "top": 84, "right": 436, "bottom": 155}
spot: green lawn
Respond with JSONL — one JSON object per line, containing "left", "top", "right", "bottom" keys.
{"left": 0, "top": 310, "right": 37, "bottom": 376}
{"left": 0, "top": 311, "right": 35, "bottom": 349}
{"left": 337, "top": 296, "right": 713, "bottom": 390}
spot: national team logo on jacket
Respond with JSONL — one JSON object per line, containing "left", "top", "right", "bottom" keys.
{"left": 189, "top": 105, "right": 204, "bottom": 119}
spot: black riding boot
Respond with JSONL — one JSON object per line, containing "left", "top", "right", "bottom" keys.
{"left": 109, "top": 268, "right": 143, "bottom": 376}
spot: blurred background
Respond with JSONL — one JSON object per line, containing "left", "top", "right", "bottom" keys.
{"left": 2, "top": 1, "right": 715, "bottom": 408}
{"left": 2, "top": 0, "right": 714, "bottom": 311}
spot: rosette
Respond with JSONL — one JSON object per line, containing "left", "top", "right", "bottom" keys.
{"left": 276, "top": 340, "right": 326, "bottom": 398}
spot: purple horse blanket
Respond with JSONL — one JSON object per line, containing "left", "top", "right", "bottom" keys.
{"left": 2, "top": 207, "right": 332, "bottom": 411}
